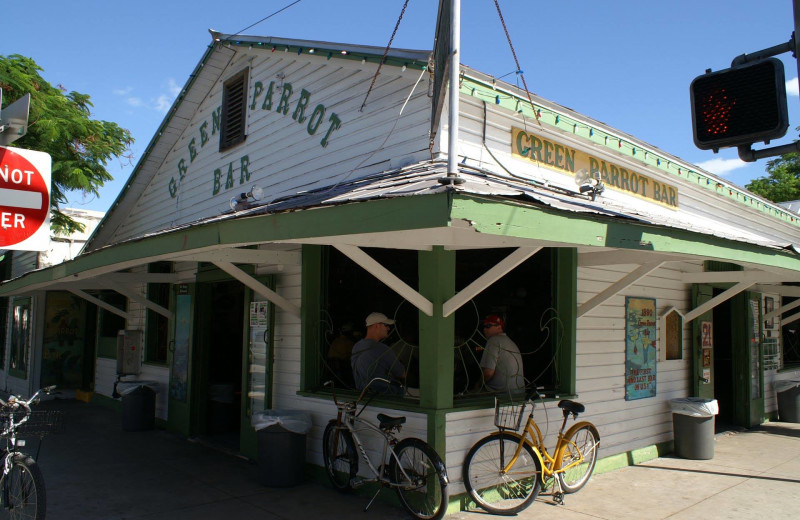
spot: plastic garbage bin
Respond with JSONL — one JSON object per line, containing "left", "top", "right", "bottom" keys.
{"left": 118, "top": 381, "right": 159, "bottom": 432}
{"left": 252, "top": 410, "right": 313, "bottom": 487}
{"left": 775, "top": 380, "right": 800, "bottom": 423}
{"left": 669, "top": 397, "right": 719, "bottom": 460}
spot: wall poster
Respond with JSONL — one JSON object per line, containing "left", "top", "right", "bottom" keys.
{"left": 625, "top": 297, "right": 657, "bottom": 400}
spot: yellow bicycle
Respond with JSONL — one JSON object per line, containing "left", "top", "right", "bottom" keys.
{"left": 463, "top": 392, "right": 600, "bottom": 515}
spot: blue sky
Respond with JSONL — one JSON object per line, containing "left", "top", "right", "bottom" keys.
{"left": 3, "top": 0, "right": 798, "bottom": 212}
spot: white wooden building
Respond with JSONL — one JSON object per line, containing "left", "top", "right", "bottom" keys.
{"left": 3, "top": 30, "right": 800, "bottom": 508}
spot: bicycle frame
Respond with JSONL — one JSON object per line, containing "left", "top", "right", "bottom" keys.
{"left": 493, "top": 401, "right": 593, "bottom": 482}
{"left": 333, "top": 411, "right": 417, "bottom": 488}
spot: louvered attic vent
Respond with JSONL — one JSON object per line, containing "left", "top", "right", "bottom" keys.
{"left": 219, "top": 68, "right": 249, "bottom": 151}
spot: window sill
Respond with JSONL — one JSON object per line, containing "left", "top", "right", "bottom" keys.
{"left": 777, "top": 364, "right": 800, "bottom": 374}
{"left": 296, "top": 389, "right": 573, "bottom": 413}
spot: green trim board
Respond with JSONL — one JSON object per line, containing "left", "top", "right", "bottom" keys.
{"left": 6, "top": 193, "right": 800, "bottom": 300}
{"left": 450, "top": 195, "right": 800, "bottom": 271}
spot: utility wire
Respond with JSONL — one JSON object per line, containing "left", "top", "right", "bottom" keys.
{"left": 492, "top": 0, "right": 541, "bottom": 125}
{"left": 224, "top": 0, "right": 303, "bottom": 40}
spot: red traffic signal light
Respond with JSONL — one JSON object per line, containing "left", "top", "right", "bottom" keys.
{"left": 690, "top": 58, "right": 789, "bottom": 150}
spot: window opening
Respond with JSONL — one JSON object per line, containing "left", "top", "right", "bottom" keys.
{"left": 316, "top": 247, "right": 563, "bottom": 400}
{"left": 146, "top": 262, "right": 172, "bottom": 364}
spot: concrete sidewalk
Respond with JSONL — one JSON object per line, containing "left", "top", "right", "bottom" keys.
{"left": 30, "top": 399, "right": 800, "bottom": 519}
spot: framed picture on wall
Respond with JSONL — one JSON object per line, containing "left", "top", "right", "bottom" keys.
{"left": 764, "top": 296, "right": 775, "bottom": 330}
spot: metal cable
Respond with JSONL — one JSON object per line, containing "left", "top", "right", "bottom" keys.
{"left": 360, "top": 0, "right": 412, "bottom": 112}
{"left": 492, "top": 0, "right": 541, "bottom": 125}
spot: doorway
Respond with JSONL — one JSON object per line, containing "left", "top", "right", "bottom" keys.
{"left": 195, "top": 279, "right": 245, "bottom": 450}
{"left": 712, "top": 293, "right": 734, "bottom": 425}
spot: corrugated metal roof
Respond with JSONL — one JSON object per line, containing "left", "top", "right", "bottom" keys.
{"left": 213, "top": 160, "right": 787, "bottom": 251}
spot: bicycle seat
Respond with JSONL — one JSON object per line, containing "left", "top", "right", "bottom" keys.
{"left": 558, "top": 400, "right": 585, "bottom": 415}
{"left": 377, "top": 413, "right": 406, "bottom": 430}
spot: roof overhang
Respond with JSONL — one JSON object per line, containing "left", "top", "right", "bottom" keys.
{"left": 5, "top": 191, "right": 800, "bottom": 300}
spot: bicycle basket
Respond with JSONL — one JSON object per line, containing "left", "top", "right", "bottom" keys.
{"left": 1, "top": 410, "right": 65, "bottom": 438}
{"left": 494, "top": 397, "right": 525, "bottom": 431}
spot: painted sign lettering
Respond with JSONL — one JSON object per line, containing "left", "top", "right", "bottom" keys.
{"left": 511, "top": 127, "right": 679, "bottom": 209}
{"left": 167, "top": 78, "right": 343, "bottom": 199}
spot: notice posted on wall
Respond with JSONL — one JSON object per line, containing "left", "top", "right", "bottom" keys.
{"left": 625, "top": 297, "right": 657, "bottom": 401}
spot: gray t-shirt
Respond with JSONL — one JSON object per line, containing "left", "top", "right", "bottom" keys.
{"left": 480, "top": 333, "right": 525, "bottom": 393}
{"left": 350, "top": 338, "right": 405, "bottom": 394}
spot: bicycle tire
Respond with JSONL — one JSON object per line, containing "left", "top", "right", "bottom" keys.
{"left": 322, "top": 420, "right": 358, "bottom": 492}
{"left": 389, "top": 438, "right": 449, "bottom": 520}
{"left": 463, "top": 432, "right": 542, "bottom": 515}
{"left": 1, "top": 453, "right": 46, "bottom": 520}
{"left": 557, "top": 422, "right": 600, "bottom": 493}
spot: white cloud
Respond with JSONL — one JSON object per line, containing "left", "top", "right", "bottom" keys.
{"left": 153, "top": 78, "right": 182, "bottom": 113}
{"left": 126, "top": 97, "right": 145, "bottom": 108}
{"left": 167, "top": 78, "right": 181, "bottom": 97}
{"left": 154, "top": 94, "right": 173, "bottom": 113}
{"left": 695, "top": 157, "right": 748, "bottom": 176}
{"left": 113, "top": 86, "right": 133, "bottom": 96}
{"left": 787, "top": 77, "right": 799, "bottom": 97}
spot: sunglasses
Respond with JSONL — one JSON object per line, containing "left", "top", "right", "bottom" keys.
{"left": 482, "top": 323, "right": 499, "bottom": 328}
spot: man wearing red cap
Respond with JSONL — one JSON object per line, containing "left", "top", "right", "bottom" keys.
{"left": 478, "top": 314, "right": 525, "bottom": 394}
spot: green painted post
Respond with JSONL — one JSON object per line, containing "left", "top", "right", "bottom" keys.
{"left": 418, "top": 246, "right": 455, "bottom": 456}
{"left": 555, "top": 248, "right": 578, "bottom": 396}
{"left": 301, "top": 245, "right": 323, "bottom": 391}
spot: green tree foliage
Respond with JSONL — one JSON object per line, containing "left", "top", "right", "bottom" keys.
{"left": 0, "top": 54, "right": 133, "bottom": 233}
{"left": 746, "top": 151, "right": 800, "bottom": 204}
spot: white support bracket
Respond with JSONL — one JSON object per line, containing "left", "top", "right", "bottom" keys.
{"left": 107, "top": 284, "right": 174, "bottom": 320}
{"left": 782, "top": 311, "right": 800, "bottom": 325}
{"left": 68, "top": 288, "right": 131, "bottom": 321}
{"left": 684, "top": 280, "right": 756, "bottom": 323}
{"left": 211, "top": 261, "right": 300, "bottom": 318}
{"left": 443, "top": 247, "right": 542, "bottom": 317}
{"left": 764, "top": 297, "right": 800, "bottom": 322}
{"left": 334, "top": 244, "right": 433, "bottom": 316}
{"left": 578, "top": 261, "right": 665, "bottom": 317}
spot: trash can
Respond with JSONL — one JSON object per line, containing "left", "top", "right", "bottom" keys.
{"left": 669, "top": 397, "right": 719, "bottom": 460}
{"left": 775, "top": 380, "right": 800, "bottom": 423}
{"left": 118, "top": 381, "right": 159, "bottom": 432}
{"left": 252, "top": 410, "right": 313, "bottom": 487}
{"left": 208, "top": 384, "right": 236, "bottom": 433}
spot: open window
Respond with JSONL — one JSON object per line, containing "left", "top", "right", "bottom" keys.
{"left": 308, "top": 246, "right": 574, "bottom": 401}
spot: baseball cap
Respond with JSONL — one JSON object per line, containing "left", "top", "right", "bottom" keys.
{"left": 482, "top": 314, "right": 505, "bottom": 328}
{"left": 365, "top": 312, "right": 395, "bottom": 327}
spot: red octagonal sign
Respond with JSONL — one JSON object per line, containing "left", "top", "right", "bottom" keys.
{"left": 0, "top": 146, "right": 51, "bottom": 251}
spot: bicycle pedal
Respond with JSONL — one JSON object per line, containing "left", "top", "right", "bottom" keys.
{"left": 553, "top": 492, "right": 565, "bottom": 505}
{"left": 350, "top": 477, "right": 366, "bottom": 489}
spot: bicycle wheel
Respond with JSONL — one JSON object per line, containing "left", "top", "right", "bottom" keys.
{"left": 1, "top": 453, "right": 46, "bottom": 520}
{"left": 557, "top": 423, "right": 600, "bottom": 493}
{"left": 322, "top": 420, "right": 358, "bottom": 491}
{"left": 389, "top": 438, "right": 449, "bottom": 520}
{"left": 463, "top": 433, "right": 542, "bottom": 515}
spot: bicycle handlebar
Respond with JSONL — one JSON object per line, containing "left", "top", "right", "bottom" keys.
{"left": 0, "top": 386, "right": 58, "bottom": 435}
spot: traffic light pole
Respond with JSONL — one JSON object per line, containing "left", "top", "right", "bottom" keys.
{"left": 736, "top": 1, "right": 800, "bottom": 163}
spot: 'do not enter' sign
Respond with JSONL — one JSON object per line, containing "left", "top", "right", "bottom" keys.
{"left": 0, "top": 146, "right": 51, "bottom": 251}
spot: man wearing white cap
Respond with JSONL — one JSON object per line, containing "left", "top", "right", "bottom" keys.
{"left": 350, "top": 312, "right": 406, "bottom": 395}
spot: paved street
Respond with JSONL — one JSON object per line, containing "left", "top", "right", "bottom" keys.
{"left": 27, "top": 399, "right": 800, "bottom": 519}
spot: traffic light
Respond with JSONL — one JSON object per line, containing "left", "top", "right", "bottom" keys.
{"left": 690, "top": 58, "right": 789, "bottom": 150}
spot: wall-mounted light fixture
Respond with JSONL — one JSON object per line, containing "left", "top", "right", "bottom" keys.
{"left": 230, "top": 185, "right": 264, "bottom": 211}
{"left": 575, "top": 169, "right": 605, "bottom": 201}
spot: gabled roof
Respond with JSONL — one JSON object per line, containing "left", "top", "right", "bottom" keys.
{"left": 85, "top": 33, "right": 432, "bottom": 253}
